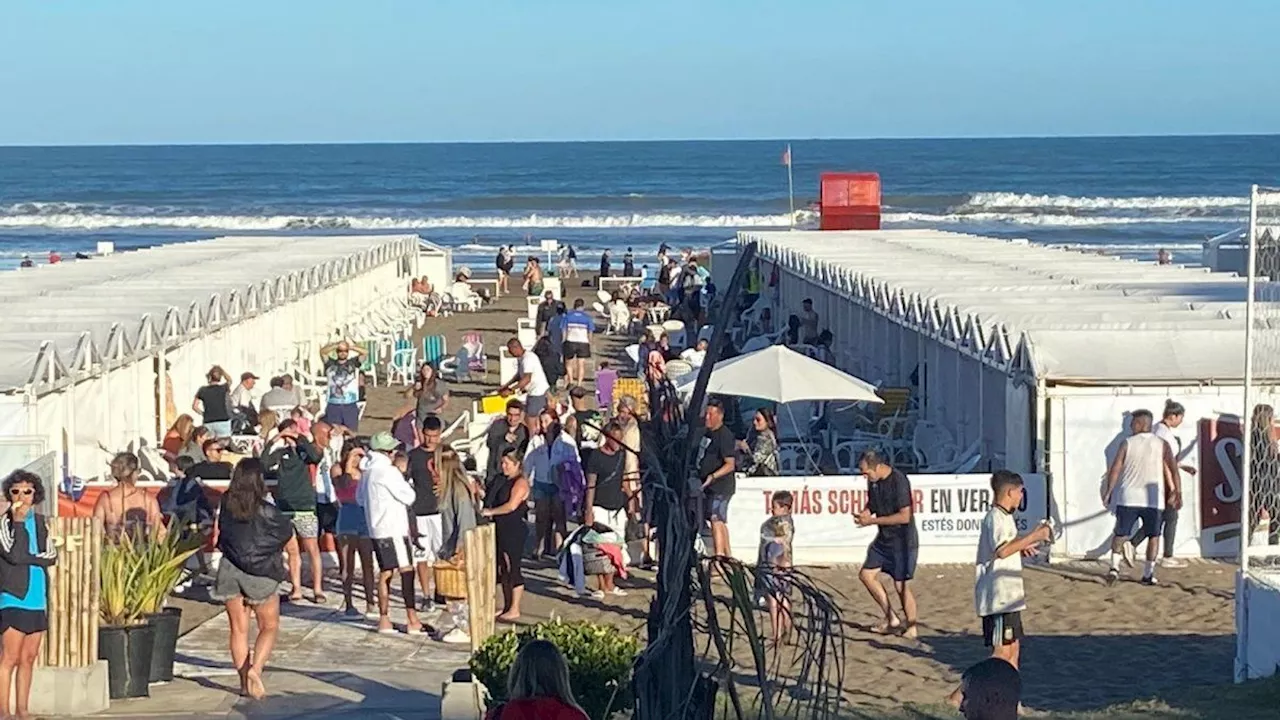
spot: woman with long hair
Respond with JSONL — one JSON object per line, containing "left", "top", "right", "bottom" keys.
{"left": 482, "top": 449, "right": 530, "bottom": 622}
{"left": 524, "top": 409, "right": 578, "bottom": 558}
{"left": 332, "top": 442, "right": 376, "bottom": 618}
{"left": 213, "top": 458, "right": 295, "bottom": 699}
{"left": 485, "top": 639, "right": 588, "bottom": 720}
{"left": 0, "top": 471, "right": 57, "bottom": 720}
{"left": 180, "top": 425, "right": 213, "bottom": 463}
{"left": 163, "top": 414, "right": 196, "bottom": 459}
{"left": 411, "top": 363, "right": 449, "bottom": 427}
{"left": 193, "top": 365, "right": 234, "bottom": 438}
{"left": 737, "top": 408, "right": 780, "bottom": 477}
{"left": 435, "top": 443, "right": 480, "bottom": 642}
{"left": 92, "top": 452, "right": 163, "bottom": 542}
{"left": 256, "top": 409, "right": 279, "bottom": 444}
{"left": 1250, "top": 404, "right": 1280, "bottom": 545}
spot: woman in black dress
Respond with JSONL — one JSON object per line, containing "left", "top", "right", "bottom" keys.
{"left": 481, "top": 448, "right": 530, "bottom": 622}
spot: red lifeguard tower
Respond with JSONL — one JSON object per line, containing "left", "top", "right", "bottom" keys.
{"left": 819, "top": 172, "right": 881, "bottom": 230}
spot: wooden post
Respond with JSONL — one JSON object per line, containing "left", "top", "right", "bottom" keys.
{"left": 40, "top": 517, "right": 103, "bottom": 668}
{"left": 464, "top": 524, "right": 496, "bottom": 653}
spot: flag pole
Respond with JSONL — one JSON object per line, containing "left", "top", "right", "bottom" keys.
{"left": 786, "top": 143, "right": 795, "bottom": 229}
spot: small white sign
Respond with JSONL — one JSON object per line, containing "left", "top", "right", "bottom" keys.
{"left": 540, "top": 238, "right": 560, "bottom": 252}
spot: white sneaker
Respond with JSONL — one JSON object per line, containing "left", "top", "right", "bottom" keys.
{"left": 578, "top": 589, "right": 605, "bottom": 600}
{"left": 1161, "top": 557, "right": 1188, "bottom": 568}
{"left": 608, "top": 587, "right": 629, "bottom": 597}
{"left": 441, "top": 627, "right": 471, "bottom": 644}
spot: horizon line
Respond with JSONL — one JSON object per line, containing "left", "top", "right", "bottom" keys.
{"left": 2, "top": 131, "right": 1277, "bottom": 150}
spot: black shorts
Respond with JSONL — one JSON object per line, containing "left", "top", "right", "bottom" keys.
{"left": 982, "top": 612, "right": 1024, "bottom": 647}
{"left": 373, "top": 536, "right": 414, "bottom": 573}
{"left": 863, "top": 539, "right": 917, "bottom": 582}
{"left": 1116, "top": 506, "right": 1162, "bottom": 541}
{"left": 563, "top": 341, "right": 591, "bottom": 360}
{"left": 0, "top": 608, "right": 48, "bottom": 635}
{"left": 316, "top": 502, "right": 339, "bottom": 536}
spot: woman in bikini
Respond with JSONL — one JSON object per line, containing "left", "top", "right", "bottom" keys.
{"left": 92, "top": 452, "right": 164, "bottom": 542}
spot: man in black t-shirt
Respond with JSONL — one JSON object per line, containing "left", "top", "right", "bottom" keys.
{"left": 408, "top": 416, "right": 445, "bottom": 617}
{"left": 485, "top": 399, "right": 529, "bottom": 483}
{"left": 585, "top": 422, "right": 629, "bottom": 532}
{"left": 854, "top": 449, "right": 920, "bottom": 639}
{"left": 698, "top": 398, "right": 738, "bottom": 557}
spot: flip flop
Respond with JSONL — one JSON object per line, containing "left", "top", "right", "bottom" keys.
{"left": 310, "top": 593, "right": 328, "bottom": 605}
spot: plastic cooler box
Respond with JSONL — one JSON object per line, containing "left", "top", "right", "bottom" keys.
{"left": 820, "top": 172, "right": 882, "bottom": 230}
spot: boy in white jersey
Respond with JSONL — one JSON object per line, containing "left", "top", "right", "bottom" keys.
{"left": 947, "top": 470, "right": 1052, "bottom": 709}
{"left": 1103, "top": 409, "right": 1179, "bottom": 586}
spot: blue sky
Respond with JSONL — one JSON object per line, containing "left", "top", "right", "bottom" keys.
{"left": 1, "top": 1, "right": 1277, "bottom": 145}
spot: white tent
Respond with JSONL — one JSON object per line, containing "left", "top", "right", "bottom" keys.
{"left": 738, "top": 228, "right": 1280, "bottom": 560}
{"left": 0, "top": 234, "right": 423, "bottom": 477}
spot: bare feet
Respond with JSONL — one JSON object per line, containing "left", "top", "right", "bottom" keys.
{"left": 870, "top": 615, "right": 902, "bottom": 635}
{"left": 496, "top": 611, "right": 521, "bottom": 623}
{"left": 376, "top": 616, "right": 395, "bottom": 633}
{"left": 945, "top": 687, "right": 963, "bottom": 708}
{"left": 245, "top": 668, "right": 266, "bottom": 700}
{"left": 901, "top": 623, "right": 919, "bottom": 640}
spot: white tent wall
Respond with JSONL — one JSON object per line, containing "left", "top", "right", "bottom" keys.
{"left": 7, "top": 235, "right": 418, "bottom": 480}
{"left": 1045, "top": 384, "right": 1280, "bottom": 559}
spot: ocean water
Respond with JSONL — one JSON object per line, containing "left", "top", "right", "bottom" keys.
{"left": 1, "top": 136, "right": 1277, "bottom": 271}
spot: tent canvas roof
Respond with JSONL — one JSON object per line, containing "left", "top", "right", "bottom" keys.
{"left": 741, "top": 229, "right": 1267, "bottom": 383}
{"left": 0, "top": 234, "right": 419, "bottom": 393}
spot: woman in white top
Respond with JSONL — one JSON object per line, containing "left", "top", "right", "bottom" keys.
{"left": 524, "top": 408, "right": 579, "bottom": 559}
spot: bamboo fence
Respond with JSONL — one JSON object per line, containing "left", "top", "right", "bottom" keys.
{"left": 464, "top": 523, "right": 496, "bottom": 653}
{"left": 39, "top": 516, "right": 103, "bottom": 668}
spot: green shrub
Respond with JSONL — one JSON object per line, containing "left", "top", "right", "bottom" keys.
{"left": 470, "top": 619, "right": 641, "bottom": 720}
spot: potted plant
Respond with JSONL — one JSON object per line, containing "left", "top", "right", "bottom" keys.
{"left": 98, "top": 532, "right": 155, "bottom": 699}
{"left": 472, "top": 619, "right": 640, "bottom": 720}
{"left": 135, "top": 524, "right": 202, "bottom": 684}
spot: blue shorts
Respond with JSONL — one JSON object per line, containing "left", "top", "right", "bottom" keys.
{"left": 706, "top": 494, "right": 731, "bottom": 523}
{"left": 323, "top": 402, "right": 360, "bottom": 433}
{"left": 1115, "top": 505, "right": 1161, "bottom": 541}
{"left": 863, "top": 539, "right": 917, "bottom": 582}
{"left": 335, "top": 504, "right": 369, "bottom": 538}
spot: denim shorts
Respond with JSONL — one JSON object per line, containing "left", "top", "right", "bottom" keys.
{"left": 335, "top": 504, "right": 369, "bottom": 538}
{"left": 706, "top": 494, "right": 731, "bottom": 522}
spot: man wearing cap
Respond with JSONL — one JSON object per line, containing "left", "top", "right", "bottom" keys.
{"left": 319, "top": 339, "right": 367, "bottom": 433}
{"left": 535, "top": 290, "right": 558, "bottom": 337}
{"left": 362, "top": 431, "right": 428, "bottom": 634}
{"left": 229, "top": 371, "right": 260, "bottom": 432}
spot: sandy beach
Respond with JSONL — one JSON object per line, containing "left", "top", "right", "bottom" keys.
{"left": 358, "top": 275, "right": 1240, "bottom": 716}
{"left": 164, "top": 271, "right": 1248, "bottom": 717}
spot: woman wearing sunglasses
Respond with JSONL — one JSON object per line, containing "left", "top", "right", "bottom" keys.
{"left": 0, "top": 470, "right": 56, "bottom": 719}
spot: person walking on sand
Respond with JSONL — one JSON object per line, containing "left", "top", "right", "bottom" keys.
{"left": 854, "top": 449, "right": 920, "bottom": 639}
{"left": 498, "top": 338, "right": 551, "bottom": 419}
{"left": 363, "top": 432, "right": 428, "bottom": 634}
{"left": 1125, "top": 400, "right": 1194, "bottom": 569}
{"left": 947, "top": 471, "right": 1053, "bottom": 709}
{"left": 213, "top": 459, "right": 294, "bottom": 700}
{"left": 0, "top": 471, "right": 57, "bottom": 720}
{"left": 561, "top": 298, "right": 596, "bottom": 388}
{"left": 1103, "top": 409, "right": 1178, "bottom": 586}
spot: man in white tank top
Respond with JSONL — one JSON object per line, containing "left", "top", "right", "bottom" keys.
{"left": 1103, "top": 409, "right": 1178, "bottom": 586}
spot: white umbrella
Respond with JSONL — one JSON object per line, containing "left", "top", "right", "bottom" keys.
{"left": 676, "top": 345, "right": 882, "bottom": 404}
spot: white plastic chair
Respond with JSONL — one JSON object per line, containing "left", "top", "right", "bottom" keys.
{"left": 596, "top": 289, "right": 613, "bottom": 304}
{"left": 388, "top": 348, "right": 417, "bottom": 385}
{"left": 832, "top": 440, "right": 863, "bottom": 475}
{"left": 608, "top": 302, "right": 633, "bottom": 335}
{"left": 662, "top": 320, "right": 687, "bottom": 351}
{"left": 778, "top": 442, "right": 821, "bottom": 476}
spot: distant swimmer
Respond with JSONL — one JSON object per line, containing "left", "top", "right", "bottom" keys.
{"left": 1157, "top": 248, "right": 1172, "bottom": 265}
{"left": 18, "top": 255, "right": 33, "bottom": 268}
{"left": 48, "top": 250, "right": 62, "bottom": 264}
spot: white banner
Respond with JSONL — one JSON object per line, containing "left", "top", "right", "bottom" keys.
{"left": 724, "top": 473, "right": 1047, "bottom": 566}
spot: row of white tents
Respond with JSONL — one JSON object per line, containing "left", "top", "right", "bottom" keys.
{"left": 736, "top": 229, "right": 1277, "bottom": 559}
{"left": 0, "top": 234, "right": 423, "bottom": 480}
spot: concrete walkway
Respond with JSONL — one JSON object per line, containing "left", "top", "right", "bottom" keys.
{"left": 103, "top": 594, "right": 473, "bottom": 719}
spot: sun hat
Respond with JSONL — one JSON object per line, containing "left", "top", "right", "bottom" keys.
{"left": 370, "top": 431, "right": 400, "bottom": 452}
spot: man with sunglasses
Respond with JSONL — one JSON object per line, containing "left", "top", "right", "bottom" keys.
{"left": 186, "top": 438, "right": 233, "bottom": 481}
{"left": 319, "top": 340, "right": 366, "bottom": 433}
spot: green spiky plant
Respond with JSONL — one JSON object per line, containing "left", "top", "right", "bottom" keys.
{"left": 99, "top": 523, "right": 201, "bottom": 625}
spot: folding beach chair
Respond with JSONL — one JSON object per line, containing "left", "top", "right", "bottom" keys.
{"left": 461, "top": 332, "right": 487, "bottom": 377}
{"left": 422, "top": 334, "right": 448, "bottom": 367}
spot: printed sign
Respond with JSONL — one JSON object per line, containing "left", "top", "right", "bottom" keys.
{"left": 1198, "top": 416, "right": 1245, "bottom": 547}
{"left": 725, "top": 473, "right": 1047, "bottom": 565}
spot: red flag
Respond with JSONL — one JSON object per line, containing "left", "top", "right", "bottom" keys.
{"left": 781, "top": 146, "right": 791, "bottom": 167}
